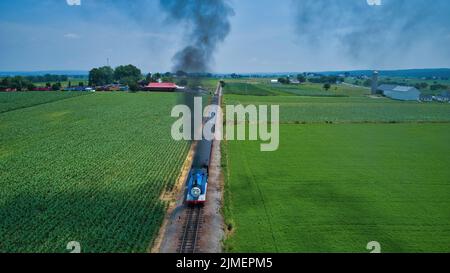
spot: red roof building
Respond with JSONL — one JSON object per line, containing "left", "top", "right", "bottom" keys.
{"left": 146, "top": 82, "right": 177, "bottom": 92}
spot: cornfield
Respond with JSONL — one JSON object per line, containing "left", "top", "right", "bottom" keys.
{"left": 0, "top": 92, "right": 190, "bottom": 252}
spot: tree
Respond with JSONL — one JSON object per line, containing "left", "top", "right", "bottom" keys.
{"left": 52, "top": 82, "right": 62, "bottom": 91}
{"left": 153, "top": 72, "right": 162, "bottom": 82}
{"left": 0, "top": 78, "right": 8, "bottom": 90}
{"left": 162, "top": 76, "right": 174, "bottom": 83}
{"left": 296, "top": 74, "right": 306, "bottom": 83}
{"left": 363, "top": 79, "right": 372, "bottom": 87}
{"left": 114, "top": 65, "right": 141, "bottom": 83}
{"left": 121, "top": 76, "right": 140, "bottom": 92}
{"left": 145, "top": 73, "right": 152, "bottom": 83}
{"left": 26, "top": 82, "right": 36, "bottom": 91}
{"left": 176, "top": 70, "right": 188, "bottom": 77}
{"left": 89, "top": 66, "right": 114, "bottom": 86}
{"left": 78, "top": 82, "right": 85, "bottom": 87}
{"left": 430, "top": 84, "right": 448, "bottom": 91}
{"left": 414, "top": 82, "right": 428, "bottom": 90}
{"left": 128, "top": 81, "right": 139, "bottom": 92}
{"left": 177, "top": 79, "right": 188, "bottom": 87}
{"left": 10, "top": 76, "right": 24, "bottom": 91}
{"left": 323, "top": 83, "right": 331, "bottom": 91}
{"left": 278, "top": 77, "right": 290, "bottom": 84}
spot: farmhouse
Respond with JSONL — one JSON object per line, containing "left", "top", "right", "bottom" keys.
{"left": 146, "top": 82, "right": 177, "bottom": 92}
{"left": 378, "top": 84, "right": 421, "bottom": 101}
{"left": 420, "top": 95, "right": 433, "bottom": 102}
{"left": 434, "top": 94, "right": 450, "bottom": 103}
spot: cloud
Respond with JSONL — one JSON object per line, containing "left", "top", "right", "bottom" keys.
{"left": 293, "top": 0, "right": 450, "bottom": 69}
{"left": 367, "top": 0, "right": 382, "bottom": 6}
{"left": 63, "top": 33, "right": 80, "bottom": 39}
{"left": 66, "top": 0, "right": 81, "bottom": 6}
{"left": 135, "top": 31, "right": 176, "bottom": 42}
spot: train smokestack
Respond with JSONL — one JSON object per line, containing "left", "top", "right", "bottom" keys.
{"left": 371, "top": 70, "right": 379, "bottom": 95}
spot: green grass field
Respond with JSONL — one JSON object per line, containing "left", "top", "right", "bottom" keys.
{"left": 223, "top": 81, "right": 369, "bottom": 97}
{"left": 225, "top": 95, "right": 450, "bottom": 123}
{"left": 223, "top": 82, "right": 287, "bottom": 96}
{"left": 0, "top": 92, "right": 189, "bottom": 253}
{"left": 223, "top": 79, "right": 450, "bottom": 253}
{"left": 0, "top": 92, "right": 87, "bottom": 113}
{"left": 224, "top": 124, "right": 450, "bottom": 253}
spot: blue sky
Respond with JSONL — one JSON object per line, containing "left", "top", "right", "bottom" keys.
{"left": 0, "top": 0, "right": 449, "bottom": 73}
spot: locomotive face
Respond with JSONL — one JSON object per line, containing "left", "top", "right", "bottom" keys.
{"left": 191, "top": 187, "right": 201, "bottom": 198}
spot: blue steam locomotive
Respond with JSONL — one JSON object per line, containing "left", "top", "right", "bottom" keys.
{"left": 186, "top": 168, "right": 208, "bottom": 205}
{"left": 185, "top": 93, "right": 219, "bottom": 205}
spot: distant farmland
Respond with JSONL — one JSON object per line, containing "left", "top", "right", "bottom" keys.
{"left": 222, "top": 79, "right": 450, "bottom": 253}
{"left": 223, "top": 82, "right": 368, "bottom": 97}
{"left": 226, "top": 95, "right": 450, "bottom": 123}
{"left": 0, "top": 92, "right": 189, "bottom": 252}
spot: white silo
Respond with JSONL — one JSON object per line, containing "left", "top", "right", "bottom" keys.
{"left": 371, "top": 71, "right": 379, "bottom": 95}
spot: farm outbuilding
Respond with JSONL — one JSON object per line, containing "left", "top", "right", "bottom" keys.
{"left": 378, "top": 84, "right": 421, "bottom": 101}
{"left": 145, "top": 82, "right": 177, "bottom": 92}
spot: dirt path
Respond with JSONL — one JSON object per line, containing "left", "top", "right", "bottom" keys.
{"left": 197, "top": 133, "right": 225, "bottom": 252}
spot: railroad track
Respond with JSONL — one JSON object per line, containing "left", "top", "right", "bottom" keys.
{"left": 178, "top": 206, "right": 204, "bottom": 253}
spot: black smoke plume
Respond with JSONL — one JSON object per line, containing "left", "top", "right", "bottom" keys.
{"left": 159, "top": 0, "right": 233, "bottom": 146}
{"left": 159, "top": 0, "right": 234, "bottom": 73}
{"left": 293, "top": 0, "right": 450, "bottom": 67}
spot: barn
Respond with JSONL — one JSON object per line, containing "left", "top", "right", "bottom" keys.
{"left": 145, "top": 82, "right": 177, "bottom": 92}
{"left": 378, "top": 84, "right": 421, "bottom": 101}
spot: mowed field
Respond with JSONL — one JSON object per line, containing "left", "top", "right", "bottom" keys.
{"left": 226, "top": 95, "right": 450, "bottom": 123}
{"left": 222, "top": 80, "right": 450, "bottom": 252}
{"left": 0, "top": 92, "right": 189, "bottom": 252}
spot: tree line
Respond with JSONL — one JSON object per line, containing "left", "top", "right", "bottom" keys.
{"left": 26, "top": 74, "right": 69, "bottom": 83}
{"left": 89, "top": 65, "right": 142, "bottom": 91}
{"left": 0, "top": 76, "right": 37, "bottom": 91}
{"left": 88, "top": 65, "right": 204, "bottom": 91}
{"left": 89, "top": 65, "right": 187, "bottom": 91}
{"left": 276, "top": 74, "right": 341, "bottom": 91}
{"left": 0, "top": 74, "right": 75, "bottom": 91}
